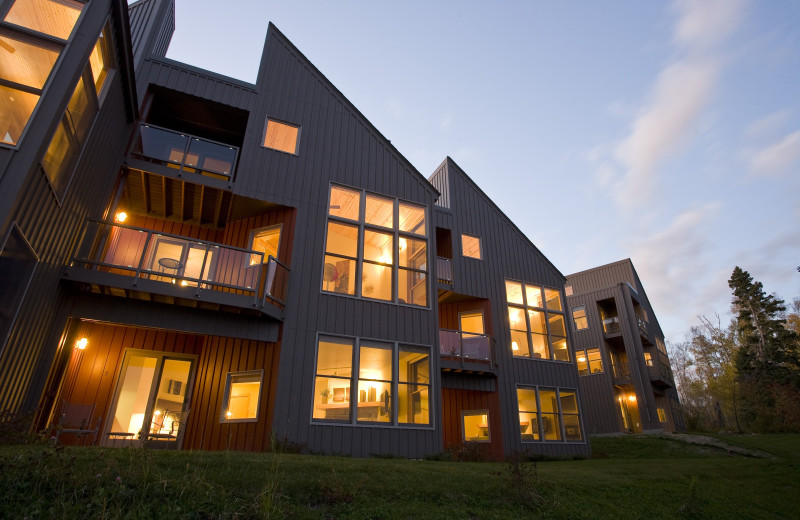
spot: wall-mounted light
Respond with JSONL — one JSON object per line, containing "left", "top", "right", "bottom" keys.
{"left": 628, "top": 395, "right": 637, "bottom": 402}
{"left": 226, "top": 411, "right": 233, "bottom": 419}
{"left": 76, "top": 337, "right": 88, "bottom": 350}
{"left": 114, "top": 211, "right": 127, "bottom": 223}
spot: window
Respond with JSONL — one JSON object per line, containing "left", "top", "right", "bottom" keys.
{"left": 462, "top": 410, "right": 490, "bottom": 442}
{"left": 657, "top": 407, "right": 667, "bottom": 423}
{"left": 565, "top": 285, "right": 573, "bottom": 296}
{"left": 263, "top": 118, "right": 299, "bottom": 154}
{"left": 0, "top": 0, "right": 84, "bottom": 146}
{"left": 505, "top": 280, "right": 570, "bottom": 361}
{"left": 312, "top": 335, "right": 431, "bottom": 426}
{"left": 323, "top": 185, "right": 428, "bottom": 307}
{"left": 461, "top": 234, "right": 481, "bottom": 259}
{"left": 221, "top": 371, "right": 263, "bottom": 422}
{"left": 644, "top": 352, "right": 653, "bottom": 367}
{"left": 576, "top": 348, "right": 603, "bottom": 375}
{"left": 516, "top": 386, "right": 583, "bottom": 443}
{"left": 572, "top": 305, "right": 588, "bottom": 330}
{"left": 249, "top": 225, "right": 281, "bottom": 265}
{"left": 0, "top": 224, "right": 38, "bottom": 356}
{"left": 655, "top": 336, "right": 667, "bottom": 354}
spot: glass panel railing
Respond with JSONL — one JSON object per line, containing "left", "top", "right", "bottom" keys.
{"left": 439, "top": 329, "right": 461, "bottom": 357}
{"left": 436, "top": 257, "right": 453, "bottom": 284}
{"left": 439, "top": 329, "right": 493, "bottom": 365}
{"left": 602, "top": 317, "right": 620, "bottom": 333}
{"left": 636, "top": 316, "right": 648, "bottom": 335}
{"left": 69, "top": 219, "right": 287, "bottom": 310}
{"left": 130, "top": 124, "right": 238, "bottom": 179}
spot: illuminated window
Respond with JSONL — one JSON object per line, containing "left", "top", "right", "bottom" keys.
{"left": 312, "top": 335, "right": 430, "bottom": 426}
{"left": 517, "top": 388, "right": 540, "bottom": 441}
{"left": 323, "top": 185, "right": 428, "bottom": 306}
{"left": 88, "top": 21, "right": 115, "bottom": 97}
{"left": 249, "top": 225, "right": 281, "bottom": 265}
{"left": 657, "top": 407, "right": 667, "bottom": 423}
{"left": 461, "top": 234, "right": 481, "bottom": 259}
{"left": 644, "top": 352, "right": 653, "bottom": 367}
{"left": 221, "top": 371, "right": 263, "bottom": 422}
{"left": 263, "top": 118, "right": 299, "bottom": 154}
{"left": 505, "top": 280, "right": 569, "bottom": 361}
{"left": 560, "top": 391, "right": 582, "bottom": 441}
{"left": 462, "top": 410, "right": 490, "bottom": 442}
{"left": 576, "top": 348, "right": 604, "bottom": 375}
{"left": 572, "top": 305, "right": 588, "bottom": 330}
{"left": 0, "top": 0, "right": 84, "bottom": 145}
{"left": 518, "top": 387, "right": 583, "bottom": 443}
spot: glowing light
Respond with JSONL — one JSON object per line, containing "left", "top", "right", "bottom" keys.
{"left": 511, "top": 341, "right": 519, "bottom": 351}
{"left": 153, "top": 410, "right": 161, "bottom": 416}
{"left": 76, "top": 337, "right": 88, "bottom": 350}
{"left": 578, "top": 356, "right": 586, "bottom": 362}
{"left": 628, "top": 395, "right": 637, "bottom": 402}
{"left": 226, "top": 411, "right": 233, "bottom": 418}
{"left": 114, "top": 211, "right": 127, "bottom": 223}
{"left": 379, "top": 255, "right": 392, "bottom": 265}
{"left": 180, "top": 280, "right": 189, "bottom": 286}
{"left": 399, "top": 237, "right": 407, "bottom": 250}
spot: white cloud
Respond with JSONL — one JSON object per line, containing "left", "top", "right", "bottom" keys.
{"left": 593, "top": 0, "right": 747, "bottom": 210}
{"left": 749, "top": 130, "right": 800, "bottom": 176}
{"left": 746, "top": 109, "right": 791, "bottom": 140}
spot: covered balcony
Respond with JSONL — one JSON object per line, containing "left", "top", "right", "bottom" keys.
{"left": 611, "top": 361, "right": 633, "bottom": 385}
{"left": 439, "top": 329, "right": 496, "bottom": 374}
{"left": 64, "top": 219, "right": 289, "bottom": 319}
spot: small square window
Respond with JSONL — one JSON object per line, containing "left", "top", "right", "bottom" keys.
{"left": 221, "top": 371, "right": 263, "bottom": 422}
{"left": 462, "top": 410, "right": 490, "bottom": 442}
{"left": 263, "top": 118, "right": 299, "bottom": 154}
{"left": 461, "top": 234, "right": 481, "bottom": 259}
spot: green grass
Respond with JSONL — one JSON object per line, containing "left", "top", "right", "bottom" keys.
{"left": 1, "top": 434, "right": 798, "bottom": 519}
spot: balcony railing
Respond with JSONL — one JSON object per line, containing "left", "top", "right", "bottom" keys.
{"left": 636, "top": 315, "right": 648, "bottom": 336}
{"left": 611, "top": 362, "right": 632, "bottom": 383}
{"left": 436, "top": 257, "right": 453, "bottom": 284}
{"left": 66, "top": 219, "right": 288, "bottom": 312}
{"left": 439, "top": 329, "right": 495, "bottom": 365}
{"left": 602, "top": 317, "right": 620, "bottom": 334}
{"left": 130, "top": 123, "right": 239, "bottom": 180}
{"left": 648, "top": 361, "right": 674, "bottom": 386}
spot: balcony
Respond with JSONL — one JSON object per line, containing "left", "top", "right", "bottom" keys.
{"left": 439, "top": 329, "right": 496, "bottom": 373}
{"left": 129, "top": 123, "right": 238, "bottom": 182}
{"left": 648, "top": 359, "right": 674, "bottom": 388}
{"left": 436, "top": 257, "right": 453, "bottom": 285}
{"left": 636, "top": 315, "right": 648, "bottom": 335}
{"left": 602, "top": 317, "right": 620, "bottom": 334}
{"left": 611, "top": 362, "right": 633, "bottom": 385}
{"left": 63, "top": 220, "right": 289, "bottom": 319}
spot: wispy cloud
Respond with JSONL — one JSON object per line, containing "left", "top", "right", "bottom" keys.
{"left": 594, "top": 0, "right": 746, "bottom": 210}
{"left": 746, "top": 109, "right": 791, "bottom": 140}
{"left": 749, "top": 130, "right": 800, "bottom": 176}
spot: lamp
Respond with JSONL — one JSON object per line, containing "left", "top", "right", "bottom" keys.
{"left": 114, "top": 211, "right": 127, "bottom": 223}
{"left": 512, "top": 341, "right": 519, "bottom": 351}
{"left": 578, "top": 356, "right": 586, "bottom": 362}
{"left": 628, "top": 395, "right": 637, "bottom": 402}
{"left": 76, "top": 337, "right": 88, "bottom": 350}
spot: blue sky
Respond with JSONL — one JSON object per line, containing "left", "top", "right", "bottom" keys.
{"left": 164, "top": 0, "right": 800, "bottom": 342}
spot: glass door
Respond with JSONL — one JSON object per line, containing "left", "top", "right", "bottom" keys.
{"left": 104, "top": 351, "right": 194, "bottom": 448}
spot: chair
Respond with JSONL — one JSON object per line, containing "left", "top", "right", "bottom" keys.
{"left": 146, "top": 409, "right": 190, "bottom": 449}
{"left": 55, "top": 402, "right": 101, "bottom": 445}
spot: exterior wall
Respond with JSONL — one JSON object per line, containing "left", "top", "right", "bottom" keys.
{"left": 0, "top": 0, "right": 136, "bottom": 413}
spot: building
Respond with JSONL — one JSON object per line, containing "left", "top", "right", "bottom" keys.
{"left": 565, "top": 260, "right": 685, "bottom": 434}
{"left": 0, "top": 0, "right": 590, "bottom": 459}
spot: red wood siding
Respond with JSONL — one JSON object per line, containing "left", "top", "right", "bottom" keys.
{"left": 441, "top": 387, "right": 503, "bottom": 461}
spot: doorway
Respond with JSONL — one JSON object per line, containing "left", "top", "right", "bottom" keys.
{"left": 104, "top": 350, "right": 195, "bottom": 448}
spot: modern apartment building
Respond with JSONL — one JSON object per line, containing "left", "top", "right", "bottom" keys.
{"left": 565, "top": 260, "right": 685, "bottom": 434}
{"left": 0, "top": 0, "right": 591, "bottom": 459}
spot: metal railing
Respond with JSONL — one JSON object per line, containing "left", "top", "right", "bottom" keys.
{"left": 602, "top": 317, "right": 620, "bottom": 333}
{"left": 436, "top": 256, "right": 453, "bottom": 284}
{"left": 68, "top": 219, "right": 288, "bottom": 309}
{"left": 130, "top": 123, "right": 239, "bottom": 179}
{"left": 439, "top": 329, "right": 494, "bottom": 364}
{"left": 636, "top": 315, "right": 648, "bottom": 336}
{"left": 611, "top": 361, "right": 632, "bottom": 382}
{"left": 648, "top": 361, "right": 674, "bottom": 384}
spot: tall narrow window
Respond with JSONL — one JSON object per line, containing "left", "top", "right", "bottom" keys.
{"left": 313, "top": 336, "right": 354, "bottom": 422}
{"left": 461, "top": 234, "right": 481, "bottom": 259}
{"left": 263, "top": 118, "right": 299, "bottom": 154}
{"left": 517, "top": 388, "right": 540, "bottom": 441}
{"left": 572, "top": 305, "right": 588, "bottom": 330}
{"left": 398, "top": 347, "right": 430, "bottom": 425}
{"left": 539, "top": 388, "right": 561, "bottom": 441}
{"left": 1, "top": 0, "right": 84, "bottom": 145}
{"left": 249, "top": 225, "right": 281, "bottom": 265}
{"left": 323, "top": 185, "right": 428, "bottom": 307}
{"left": 560, "top": 391, "right": 582, "bottom": 441}
{"left": 357, "top": 342, "right": 392, "bottom": 422}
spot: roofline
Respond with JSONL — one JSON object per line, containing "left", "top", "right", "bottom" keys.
{"left": 439, "top": 156, "right": 565, "bottom": 281}
{"left": 565, "top": 258, "right": 633, "bottom": 280}
{"left": 265, "top": 22, "right": 440, "bottom": 199}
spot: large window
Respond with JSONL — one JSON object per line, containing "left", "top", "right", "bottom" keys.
{"left": 571, "top": 305, "right": 588, "bottom": 330}
{"left": 312, "top": 335, "right": 431, "bottom": 426}
{"left": 517, "top": 386, "right": 583, "bottom": 443}
{"left": 576, "top": 348, "right": 604, "bottom": 375}
{"left": 40, "top": 20, "right": 114, "bottom": 197}
{"left": 1, "top": 0, "right": 84, "bottom": 146}
{"left": 505, "top": 280, "right": 569, "bottom": 361}
{"left": 323, "top": 185, "right": 428, "bottom": 307}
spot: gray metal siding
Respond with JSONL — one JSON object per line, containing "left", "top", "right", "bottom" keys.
{"left": 128, "top": 0, "right": 174, "bottom": 68}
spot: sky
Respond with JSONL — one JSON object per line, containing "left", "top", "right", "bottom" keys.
{"left": 163, "top": 0, "right": 800, "bottom": 342}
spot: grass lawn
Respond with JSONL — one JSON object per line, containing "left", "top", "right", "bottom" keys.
{"left": 1, "top": 434, "right": 798, "bottom": 519}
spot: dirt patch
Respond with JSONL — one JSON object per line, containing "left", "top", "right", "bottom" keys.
{"left": 662, "top": 433, "right": 775, "bottom": 458}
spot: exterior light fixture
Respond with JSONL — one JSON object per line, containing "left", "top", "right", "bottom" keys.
{"left": 114, "top": 211, "right": 127, "bottom": 223}
{"left": 76, "top": 337, "right": 88, "bottom": 350}
{"left": 226, "top": 411, "right": 233, "bottom": 418}
{"left": 628, "top": 395, "right": 637, "bottom": 402}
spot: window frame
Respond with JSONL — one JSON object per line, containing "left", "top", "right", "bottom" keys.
{"left": 262, "top": 117, "right": 300, "bottom": 155}
{"left": 575, "top": 347, "right": 604, "bottom": 375}
{"left": 247, "top": 223, "right": 282, "bottom": 266}
{"left": 571, "top": 305, "right": 588, "bottom": 331}
{"left": 322, "top": 184, "right": 430, "bottom": 308}
{"left": 505, "top": 279, "right": 571, "bottom": 362}
{"left": 516, "top": 385, "right": 585, "bottom": 444}
{"left": 460, "top": 233, "right": 482, "bottom": 260}
{"left": 310, "top": 333, "right": 433, "bottom": 429}
{"left": 220, "top": 370, "right": 264, "bottom": 424}
{"left": 462, "top": 409, "right": 491, "bottom": 443}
